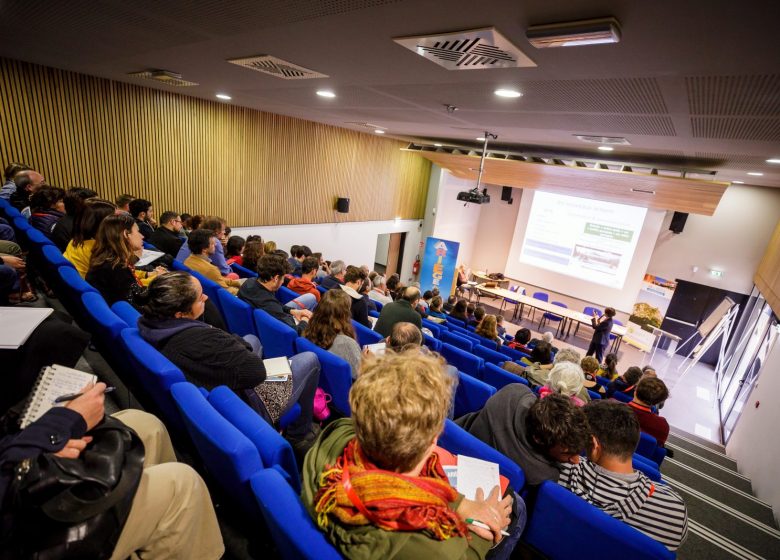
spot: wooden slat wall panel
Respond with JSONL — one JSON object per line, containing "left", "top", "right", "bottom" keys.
{"left": 754, "top": 219, "right": 780, "bottom": 315}
{"left": 0, "top": 58, "right": 430, "bottom": 226}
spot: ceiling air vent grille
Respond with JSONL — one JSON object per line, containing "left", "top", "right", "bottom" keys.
{"left": 394, "top": 27, "right": 535, "bottom": 70}
{"left": 127, "top": 69, "right": 198, "bottom": 87}
{"left": 227, "top": 55, "right": 327, "bottom": 79}
{"left": 575, "top": 135, "right": 631, "bottom": 145}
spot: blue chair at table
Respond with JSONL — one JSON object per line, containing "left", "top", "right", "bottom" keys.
{"left": 472, "top": 344, "right": 506, "bottom": 366}
{"left": 499, "top": 344, "right": 531, "bottom": 363}
{"left": 524, "top": 481, "right": 675, "bottom": 560}
{"left": 609, "top": 319, "right": 624, "bottom": 341}
{"left": 439, "top": 419, "right": 525, "bottom": 493}
{"left": 481, "top": 362, "right": 530, "bottom": 391}
{"left": 574, "top": 306, "right": 603, "bottom": 336}
{"left": 253, "top": 309, "right": 297, "bottom": 358}
{"left": 250, "top": 469, "right": 342, "bottom": 560}
{"left": 231, "top": 262, "right": 258, "bottom": 278}
{"left": 208, "top": 386, "right": 301, "bottom": 493}
{"left": 454, "top": 371, "right": 496, "bottom": 417}
{"left": 421, "top": 319, "right": 443, "bottom": 338}
{"left": 219, "top": 289, "right": 257, "bottom": 337}
{"left": 423, "top": 333, "right": 442, "bottom": 353}
{"left": 171, "top": 382, "right": 265, "bottom": 520}
{"left": 441, "top": 343, "right": 484, "bottom": 378}
{"left": 352, "top": 320, "right": 383, "bottom": 346}
{"left": 276, "top": 285, "right": 299, "bottom": 306}
{"left": 539, "top": 301, "right": 567, "bottom": 331}
{"left": 295, "top": 337, "right": 352, "bottom": 416}
{"left": 441, "top": 331, "right": 474, "bottom": 352}
{"left": 111, "top": 301, "right": 141, "bottom": 327}
{"left": 528, "top": 291, "right": 549, "bottom": 321}
{"left": 445, "top": 316, "right": 466, "bottom": 328}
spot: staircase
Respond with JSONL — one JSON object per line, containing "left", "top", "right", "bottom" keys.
{"left": 662, "top": 427, "right": 779, "bottom": 559}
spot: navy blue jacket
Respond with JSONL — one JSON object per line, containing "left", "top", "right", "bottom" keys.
{"left": 590, "top": 317, "right": 613, "bottom": 347}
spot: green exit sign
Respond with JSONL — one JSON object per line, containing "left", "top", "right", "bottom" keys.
{"left": 709, "top": 269, "right": 724, "bottom": 278}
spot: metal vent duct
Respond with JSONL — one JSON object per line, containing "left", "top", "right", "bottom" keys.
{"left": 393, "top": 27, "right": 535, "bottom": 70}
{"left": 575, "top": 135, "right": 631, "bottom": 145}
{"left": 127, "top": 69, "right": 198, "bottom": 87}
{"left": 227, "top": 55, "right": 328, "bottom": 79}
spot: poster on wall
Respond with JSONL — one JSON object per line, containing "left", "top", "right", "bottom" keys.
{"left": 623, "top": 274, "right": 678, "bottom": 351}
{"left": 419, "top": 237, "right": 460, "bottom": 300}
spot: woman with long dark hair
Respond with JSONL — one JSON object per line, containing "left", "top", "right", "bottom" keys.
{"left": 63, "top": 198, "right": 116, "bottom": 277}
{"left": 304, "top": 289, "right": 362, "bottom": 379}
{"left": 86, "top": 213, "right": 146, "bottom": 305}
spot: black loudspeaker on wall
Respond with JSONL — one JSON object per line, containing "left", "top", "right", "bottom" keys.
{"left": 501, "top": 186, "right": 514, "bottom": 204}
{"left": 669, "top": 211, "right": 689, "bottom": 234}
{"left": 335, "top": 197, "right": 350, "bottom": 213}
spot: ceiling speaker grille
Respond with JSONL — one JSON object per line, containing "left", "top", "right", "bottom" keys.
{"left": 686, "top": 75, "right": 780, "bottom": 116}
{"left": 394, "top": 27, "right": 536, "bottom": 70}
{"left": 227, "top": 55, "right": 328, "bottom": 79}
{"left": 127, "top": 70, "right": 198, "bottom": 87}
{"left": 691, "top": 117, "right": 780, "bottom": 141}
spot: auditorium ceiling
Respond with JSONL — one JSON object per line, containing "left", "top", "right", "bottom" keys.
{"left": 1, "top": 0, "right": 779, "bottom": 188}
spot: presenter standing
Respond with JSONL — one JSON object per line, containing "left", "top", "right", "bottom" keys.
{"left": 586, "top": 307, "right": 616, "bottom": 363}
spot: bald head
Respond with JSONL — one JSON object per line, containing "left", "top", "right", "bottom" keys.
{"left": 388, "top": 322, "right": 423, "bottom": 351}
{"left": 15, "top": 170, "right": 45, "bottom": 192}
{"left": 402, "top": 286, "right": 421, "bottom": 304}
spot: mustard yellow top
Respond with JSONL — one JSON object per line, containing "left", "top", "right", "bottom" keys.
{"left": 63, "top": 239, "right": 95, "bottom": 278}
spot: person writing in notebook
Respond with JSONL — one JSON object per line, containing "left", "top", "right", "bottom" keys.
{"left": 586, "top": 307, "right": 616, "bottom": 363}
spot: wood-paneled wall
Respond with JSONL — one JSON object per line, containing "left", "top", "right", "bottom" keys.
{"left": 0, "top": 58, "right": 431, "bottom": 226}
{"left": 755, "top": 219, "right": 780, "bottom": 315}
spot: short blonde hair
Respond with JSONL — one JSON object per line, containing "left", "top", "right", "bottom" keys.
{"left": 350, "top": 350, "right": 453, "bottom": 472}
{"left": 580, "top": 356, "right": 600, "bottom": 374}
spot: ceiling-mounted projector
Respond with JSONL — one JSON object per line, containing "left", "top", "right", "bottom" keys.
{"left": 457, "top": 188, "right": 491, "bottom": 204}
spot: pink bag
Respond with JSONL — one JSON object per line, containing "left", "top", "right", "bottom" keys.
{"left": 312, "top": 388, "right": 332, "bottom": 421}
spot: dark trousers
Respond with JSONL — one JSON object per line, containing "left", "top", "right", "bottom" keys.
{"left": 586, "top": 340, "right": 608, "bottom": 363}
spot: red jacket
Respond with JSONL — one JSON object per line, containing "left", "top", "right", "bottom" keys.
{"left": 628, "top": 401, "right": 670, "bottom": 446}
{"left": 287, "top": 277, "right": 321, "bottom": 302}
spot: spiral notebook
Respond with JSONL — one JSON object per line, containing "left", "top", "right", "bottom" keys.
{"left": 20, "top": 365, "right": 97, "bottom": 429}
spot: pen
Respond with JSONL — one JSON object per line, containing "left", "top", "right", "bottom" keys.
{"left": 54, "top": 387, "right": 115, "bottom": 403}
{"left": 465, "top": 518, "right": 511, "bottom": 537}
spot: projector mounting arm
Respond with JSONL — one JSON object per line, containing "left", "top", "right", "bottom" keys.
{"left": 474, "top": 131, "right": 497, "bottom": 194}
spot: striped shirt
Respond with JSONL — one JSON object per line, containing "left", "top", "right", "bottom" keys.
{"left": 558, "top": 460, "right": 688, "bottom": 550}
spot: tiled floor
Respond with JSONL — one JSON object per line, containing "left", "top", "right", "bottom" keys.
{"left": 479, "top": 297, "right": 724, "bottom": 444}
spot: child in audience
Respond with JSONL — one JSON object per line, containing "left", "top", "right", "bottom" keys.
{"left": 581, "top": 356, "right": 606, "bottom": 395}
{"left": 475, "top": 314, "right": 502, "bottom": 345}
{"left": 225, "top": 235, "right": 245, "bottom": 265}
{"left": 427, "top": 295, "right": 447, "bottom": 319}
{"left": 508, "top": 328, "right": 532, "bottom": 353}
{"left": 606, "top": 366, "right": 643, "bottom": 399}
{"left": 629, "top": 377, "right": 671, "bottom": 446}
{"left": 598, "top": 352, "right": 619, "bottom": 381}
{"left": 496, "top": 314, "right": 506, "bottom": 338}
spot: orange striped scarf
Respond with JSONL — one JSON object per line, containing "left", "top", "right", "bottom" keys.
{"left": 314, "top": 438, "right": 467, "bottom": 540}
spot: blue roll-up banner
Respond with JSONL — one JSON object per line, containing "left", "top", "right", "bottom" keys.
{"left": 419, "top": 237, "right": 460, "bottom": 299}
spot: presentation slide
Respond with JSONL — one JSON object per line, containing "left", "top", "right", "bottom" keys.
{"left": 519, "top": 192, "right": 648, "bottom": 289}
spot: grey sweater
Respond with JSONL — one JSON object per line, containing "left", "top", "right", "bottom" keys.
{"left": 328, "top": 333, "right": 362, "bottom": 379}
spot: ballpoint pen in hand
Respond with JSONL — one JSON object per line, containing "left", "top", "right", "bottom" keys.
{"left": 465, "top": 518, "right": 510, "bottom": 537}
{"left": 54, "top": 386, "right": 115, "bottom": 404}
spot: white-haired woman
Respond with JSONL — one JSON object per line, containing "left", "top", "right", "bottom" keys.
{"left": 539, "top": 361, "right": 586, "bottom": 407}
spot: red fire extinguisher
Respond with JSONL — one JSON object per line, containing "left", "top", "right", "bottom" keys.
{"left": 412, "top": 255, "right": 421, "bottom": 275}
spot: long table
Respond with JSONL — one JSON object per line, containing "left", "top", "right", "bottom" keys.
{"left": 473, "top": 283, "right": 627, "bottom": 352}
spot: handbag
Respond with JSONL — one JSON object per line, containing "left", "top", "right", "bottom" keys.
{"left": 312, "top": 388, "right": 332, "bottom": 421}
{"left": 1, "top": 416, "right": 145, "bottom": 560}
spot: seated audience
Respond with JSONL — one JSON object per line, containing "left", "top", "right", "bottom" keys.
{"left": 177, "top": 216, "right": 234, "bottom": 277}
{"left": 0, "top": 241, "right": 34, "bottom": 303}
{"left": 496, "top": 315, "right": 506, "bottom": 338}
{"left": 128, "top": 198, "right": 155, "bottom": 239}
{"left": 239, "top": 254, "right": 315, "bottom": 334}
{"left": 443, "top": 294, "right": 456, "bottom": 313}
{"left": 51, "top": 187, "right": 97, "bottom": 251}
{"left": 525, "top": 347, "right": 580, "bottom": 383}
{"left": 629, "top": 377, "right": 671, "bottom": 446}
{"left": 642, "top": 365, "right": 657, "bottom": 378}
{"left": 0, "top": 381, "right": 224, "bottom": 559}
{"left": 138, "top": 272, "right": 321, "bottom": 454}
{"left": 0, "top": 162, "right": 30, "bottom": 199}
{"left": 523, "top": 341, "right": 553, "bottom": 367}
{"left": 418, "top": 290, "right": 432, "bottom": 312}
{"left": 225, "top": 235, "right": 245, "bottom": 265}
{"left": 183, "top": 213, "right": 202, "bottom": 235}
{"left": 373, "top": 286, "right": 423, "bottom": 337}
{"left": 470, "top": 305, "right": 485, "bottom": 327}
{"left": 183, "top": 229, "right": 242, "bottom": 295}
{"left": 606, "top": 366, "right": 643, "bottom": 399}
{"left": 304, "top": 289, "right": 362, "bottom": 379}
{"left": 313, "top": 252, "right": 329, "bottom": 280}
{"left": 28, "top": 185, "right": 65, "bottom": 237}
{"left": 9, "top": 169, "right": 46, "bottom": 216}
{"left": 115, "top": 193, "right": 134, "bottom": 214}
{"left": 288, "top": 256, "right": 322, "bottom": 303}
{"left": 427, "top": 295, "right": 447, "bottom": 319}
{"left": 508, "top": 328, "right": 532, "bottom": 353}
{"left": 466, "top": 303, "right": 476, "bottom": 324}
{"left": 368, "top": 274, "right": 392, "bottom": 306}
{"left": 320, "top": 259, "right": 345, "bottom": 290}
{"left": 241, "top": 239, "right": 264, "bottom": 272}
{"left": 385, "top": 273, "right": 402, "bottom": 300}
{"left": 530, "top": 331, "right": 559, "bottom": 353}
{"left": 599, "top": 352, "right": 620, "bottom": 381}
{"left": 303, "top": 350, "right": 521, "bottom": 559}
{"left": 581, "top": 356, "right": 606, "bottom": 395}
{"left": 341, "top": 265, "right": 371, "bottom": 327}
{"left": 64, "top": 198, "right": 116, "bottom": 277}
{"left": 148, "top": 211, "right": 185, "bottom": 258}
{"left": 448, "top": 299, "right": 469, "bottom": 322}
{"left": 539, "top": 362, "right": 586, "bottom": 406}
{"left": 263, "top": 240, "right": 276, "bottom": 254}
{"left": 287, "top": 245, "right": 301, "bottom": 274}
{"left": 558, "top": 400, "right": 688, "bottom": 550}
{"left": 475, "top": 314, "right": 502, "bottom": 345}
{"left": 457, "top": 388, "right": 590, "bottom": 486}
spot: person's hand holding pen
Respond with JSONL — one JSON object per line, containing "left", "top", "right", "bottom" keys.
{"left": 52, "top": 383, "right": 109, "bottom": 459}
{"left": 456, "top": 486, "right": 513, "bottom": 544}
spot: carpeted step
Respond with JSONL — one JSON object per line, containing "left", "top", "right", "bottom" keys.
{"left": 670, "top": 426, "right": 726, "bottom": 453}
{"left": 676, "top": 529, "right": 754, "bottom": 560}
{"left": 666, "top": 434, "right": 738, "bottom": 471}
{"left": 666, "top": 450, "right": 753, "bottom": 493}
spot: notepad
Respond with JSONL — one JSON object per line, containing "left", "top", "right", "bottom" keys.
{"left": 135, "top": 249, "right": 166, "bottom": 267}
{"left": 263, "top": 356, "right": 292, "bottom": 382}
{"left": 456, "top": 455, "right": 501, "bottom": 500}
{"left": 20, "top": 365, "right": 98, "bottom": 429}
{"left": 0, "top": 307, "right": 54, "bottom": 349}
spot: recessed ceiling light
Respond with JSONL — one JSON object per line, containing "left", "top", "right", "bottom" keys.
{"left": 494, "top": 89, "right": 522, "bottom": 98}
{"left": 732, "top": 180, "right": 744, "bottom": 184}
{"left": 766, "top": 158, "right": 780, "bottom": 164}
{"left": 316, "top": 90, "right": 336, "bottom": 98}
{"left": 476, "top": 137, "right": 485, "bottom": 141}
{"left": 434, "top": 143, "right": 443, "bottom": 147}
{"left": 747, "top": 172, "right": 763, "bottom": 176}
{"left": 597, "top": 146, "right": 614, "bottom": 151}
{"left": 215, "top": 93, "right": 231, "bottom": 100}
{"left": 374, "top": 129, "right": 385, "bottom": 134}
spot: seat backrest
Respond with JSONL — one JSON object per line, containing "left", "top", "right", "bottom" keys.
{"left": 587, "top": 389, "right": 602, "bottom": 400}
{"left": 439, "top": 419, "right": 525, "bottom": 493}
{"left": 423, "top": 333, "right": 442, "bottom": 353}
{"left": 373, "top": 300, "right": 383, "bottom": 312}
{"left": 295, "top": 337, "right": 351, "bottom": 415}
{"left": 230, "top": 262, "right": 258, "bottom": 278}
{"left": 421, "top": 319, "right": 442, "bottom": 338}
{"left": 368, "top": 309, "right": 380, "bottom": 319}
{"left": 13, "top": 216, "right": 31, "bottom": 232}
{"left": 524, "top": 481, "right": 675, "bottom": 560}
{"left": 533, "top": 291, "right": 549, "bottom": 302}
{"left": 441, "top": 331, "right": 474, "bottom": 352}
{"left": 218, "top": 289, "right": 257, "bottom": 337}
{"left": 499, "top": 344, "right": 531, "bottom": 362}
{"left": 42, "top": 244, "right": 74, "bottom": 270}
{"left": 142, "top": 240, "right": 158, "bottom": 250}
{"left": 120, "top": 328, "right": 187, "bottom": 432}
{"left": 445, "top": 316, "right": 466, "bottom": 328}
{"left": 208, "top": 386, "right": 300, "bottom": 493}
{"left": 171, "top": 259, "right": 191, "bottom": 272}
{"left": 111, "top": 301, "right": 141, "bottom": 327}
{"left": 59, "top": 265, "right": 97, "bottom": 296}
{"left": 352, "top": 320, "right": 383, "bottom": 347}
{"left": 612, "top": 390, "right": 633, "bottom": 403}
{"left": 472, "top": 344, "right": 505, "bottom": 365}
{"left": 636, "top": 431, "right": 661, "bottom": 464}
{"left": 25, "top": 227, "right": 53, "bottom": 248}
{"left": 440, "top": 343, "right": 483, "bottom": 378}
{"left": 171, "top": 382, "right": 264, "bottom": 519}
{"left": 316, "top": 285, "right": 328, "bottom": 296}
{"left": 632, "top": 454, "right": 662, "bottom": 482}
{"left": 552, "top": 301, "right": 567, "bottom": 308}
{"left": 57, "top": 265, "right": 96, "bottom": 322}
{"left": 481, "top": 362, "right": 529, "bottom": 391}
{"left": 583, "top": 306, "right": 602, "bottom": 316}
{"left": 454, "top": 371, "right": 496, "bottom": 417}
{"left": 249, "top": 469, "right": 342, "bottom": 560}
{"left": 81, "top": 292, "right": 127, "bottom": 342}
{"left": 253, "top": 309, "right": 297, "bottom": 358}
{"left": 187, "top": 269, "right": 225, "bottom": 317}
{"left": 276, "top": 285, "right": 299, "bottom": 305}
{"left": 475, "top": 335, "right": 498, "bottom": 351}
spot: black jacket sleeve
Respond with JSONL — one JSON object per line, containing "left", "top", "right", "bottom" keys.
{"left": 352, "top": 297, "right": 371, "bottom": 328}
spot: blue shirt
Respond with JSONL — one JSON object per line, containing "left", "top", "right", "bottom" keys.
{"left": 176, "top": 237, "right": 231, "bottom": 275}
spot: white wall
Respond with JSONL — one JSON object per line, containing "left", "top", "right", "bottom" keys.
{"left": 431, "top": 173, "right": 483, "bottom": 266}
{"left": 233, "top": 218, "right": 422, "bottom": 282}
{"left": 647, "top": 185, "right": 780, "bottom": 294}
{"left": 727, "top": 338, "right": 780, "bottom": 524}
{"left": 374, "top": 234, "right": 390, "bottom": 266}
{"left": 471, "top": 185, "right": 522, "bottom": 274}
